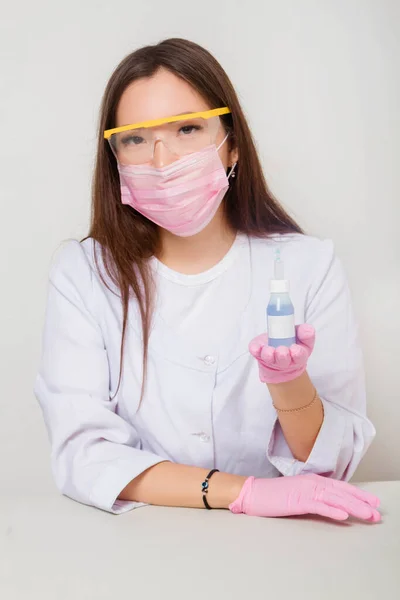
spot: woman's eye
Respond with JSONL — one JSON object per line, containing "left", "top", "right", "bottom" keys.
{"left": 121, "top": 135, "right": 145, "bottom": 146}
{"left": 179, "top": 125, "right": 201, "bottom": 135}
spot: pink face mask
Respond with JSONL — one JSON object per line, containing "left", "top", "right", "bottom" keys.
{"left": 117, "top": 139, "right": 236, "bottom": 237}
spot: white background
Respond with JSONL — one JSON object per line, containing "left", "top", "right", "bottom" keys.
{"left": 0, "top": 0, "right": 399, "bottom": 491}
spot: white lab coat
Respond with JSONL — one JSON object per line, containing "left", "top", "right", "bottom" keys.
{"left": 35, "top": 233, "right": 375, "bottom": 513}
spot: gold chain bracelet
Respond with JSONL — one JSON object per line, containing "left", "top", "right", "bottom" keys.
{"left": 273, "top": 388, "right": 319, "bottom": 414}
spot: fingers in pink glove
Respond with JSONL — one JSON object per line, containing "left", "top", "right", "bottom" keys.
{"left": 322, "top": 491, "right": 375, "bottom": 521}
{"left": 334, "top": 480, "right": 381, "bottom": 509}
{"left": 366, "top": 509, "right": 382, "bottom": 523}
{"left": 296, "top": 324, "right": 316, "bottom": 352}
{"left": 309, "top": 502, "right": 349, "bottom": 521}
{"left": 308, "top": 475, "right": 381, "bottom": 522}
{"left": 309, "top": 474, "right": 381, "bottom": 509}
{"left": 328, "top": 489, "right": 381, "bottom": 522}
{"left": 274, "top": 347, "right": 292, "bottom": 369}
{"left": 248, "top": 334, "right": 269, "bottom": 359}
{"left": 260, "top": 344, "right": 276, "bottom": 365}
{"left": 289, "top": 344, "right": 309, "bottom": 367}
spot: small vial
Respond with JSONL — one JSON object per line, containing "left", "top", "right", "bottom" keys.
{"left": 267, "top": 249, "right": 296, "bottom": 347}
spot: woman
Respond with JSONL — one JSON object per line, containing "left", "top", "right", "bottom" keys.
{"left": 35, "top": 38, "right": 380, "bottom": 521}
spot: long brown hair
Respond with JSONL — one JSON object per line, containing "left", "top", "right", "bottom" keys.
{"left": 88, "top": 38, "right": 303, "bottom": 397}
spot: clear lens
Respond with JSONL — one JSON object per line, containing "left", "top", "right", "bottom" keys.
{"left": 109, "top": 115, "right": 221, "bottom": 165}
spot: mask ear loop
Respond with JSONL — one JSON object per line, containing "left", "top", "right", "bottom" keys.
{"left": 217, "top": 132, "right": 237, "bottom": 180}
{"left": 217, "top": 131, "right": 230, "bottom": 150}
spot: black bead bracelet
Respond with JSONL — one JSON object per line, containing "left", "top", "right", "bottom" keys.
{"left": 201, "top": 468, "right": 219, "bottom": 510}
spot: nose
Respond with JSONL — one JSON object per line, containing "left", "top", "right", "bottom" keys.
{"left": 152, "top": 139, "right": 179, "bottom": 168}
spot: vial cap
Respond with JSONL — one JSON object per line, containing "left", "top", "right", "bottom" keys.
{"left": 270, "top": 279, "right": 290, "bottom": 293}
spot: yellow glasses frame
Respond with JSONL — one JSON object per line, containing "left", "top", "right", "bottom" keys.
{"left": 103, "top": 107, "right": 231, "bottom": 140}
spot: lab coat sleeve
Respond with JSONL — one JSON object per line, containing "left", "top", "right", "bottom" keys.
{"left": 34, "top": 241, "right": 166, "bottom": 514}
{"left": 266, "top": 239, "right": 376, "bottom": 480}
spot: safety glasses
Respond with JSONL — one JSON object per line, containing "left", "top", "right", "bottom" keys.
{"left": 104, "top": 107, "right": 231, "bottom": 165}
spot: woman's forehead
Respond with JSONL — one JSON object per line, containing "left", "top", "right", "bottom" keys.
{"left": 116, "top": 68, "right": 211, "bottom": 127}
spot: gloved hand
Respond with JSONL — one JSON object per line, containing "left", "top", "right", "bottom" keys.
{"left": 249, "top": 324, "right": 315, "bottom": 384}
{"left": 229, "top": 474, "right": 381, "bottom": 522}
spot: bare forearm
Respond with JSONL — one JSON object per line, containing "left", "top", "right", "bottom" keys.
{"left": 267, "top": 372, "right": 324, "bottom": 462}
{"left": 119, "top": 462, "right": 246, "bottom": 509}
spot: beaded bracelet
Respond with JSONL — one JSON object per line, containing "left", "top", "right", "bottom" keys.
{"left": 201, "top": 469, "right": 219, "bottom": 509}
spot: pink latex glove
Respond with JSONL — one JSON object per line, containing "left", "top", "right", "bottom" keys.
{"left": 229, "top": 474, "right": 381, "bottom": 522}
{"left": 249, "top": 324, "right": 315, "bottom": 384}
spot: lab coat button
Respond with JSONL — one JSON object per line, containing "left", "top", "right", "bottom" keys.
{"left": 203, "top": 355, "right": 216, "bottom": 366}
{"left": 191, "top": 432, "right": 211, "bottom": 443}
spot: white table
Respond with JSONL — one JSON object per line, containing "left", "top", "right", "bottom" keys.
{"left": 1, "top": 481, "right": 399, "bottom": 599}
